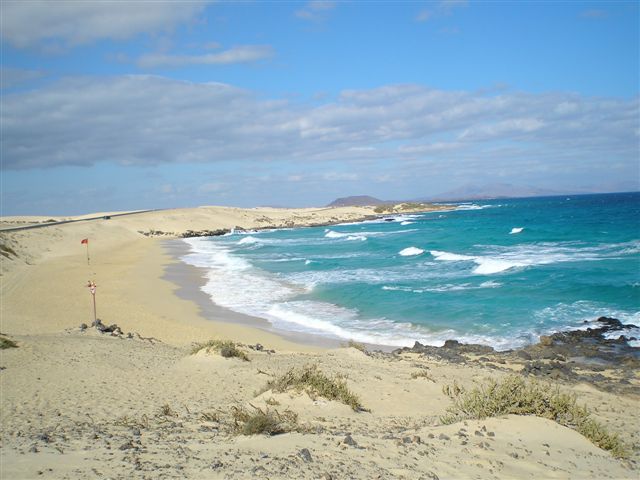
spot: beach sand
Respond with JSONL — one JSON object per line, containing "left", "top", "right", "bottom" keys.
{"left": 1, "top": 206, "right": 638, "bottom": 479}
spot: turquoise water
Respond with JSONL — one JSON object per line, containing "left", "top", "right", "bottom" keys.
{"left": 182, "top": 192, "right": 640, "bottom": 350}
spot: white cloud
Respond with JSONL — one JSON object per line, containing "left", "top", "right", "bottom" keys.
{"left": 1, "top": 76, "right": 637, "bottom": 189}
{"left": 322, "top": 172, "right": 359, "bottom": 181}
{"left": 0, "top": 1, "right": 209, "bottom": 49}
{"left": 137, "top": 45, "right": 274, "bottom": 69}
{"left": 198, "top": 183, "right": 225, "bottom": 194}
{"left": 581, "top": 9, "right": 608, "bottom": 19}
{"left": 296, "top": 1, "right": 336, "bottom": 21}
{"left": 0, "top": 67, "right": 44, "bottom": 89}
{"left": 415, "top": 0, "right": 467, "bottom": 22}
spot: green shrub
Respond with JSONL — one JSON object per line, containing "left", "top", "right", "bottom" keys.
{"left": 441, "top": 375, "right": 628, "bottom": 458}
{"left": 231, "top": 405, "right": 298, "bottom": 436}
{"left": 263, "top": 365, "right": 366, "bottom": 411}
{"left": 191, "top": 339, "right": 249, "bottom": 361}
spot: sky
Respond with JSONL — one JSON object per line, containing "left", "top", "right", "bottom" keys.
{"left": 1, "top": 0, "right": 638, "bottom": 215}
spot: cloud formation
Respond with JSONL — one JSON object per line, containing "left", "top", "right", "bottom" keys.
{"left": 136, "top": 45, "right": 275, "bottom": 68}
{"left": 296, "top": 1, "right": 336, "bottom": 21}
{"left": 0, "top": 1, "right": 208, "bottom": 49}
{"left": 1, "top": 76, "right": 637, "bottom": 186}
{"left": 0, "top": 67, "right": 44, "bottom": 89}
{"left": 416, "top": 0, "right": 467, "bottom": 22}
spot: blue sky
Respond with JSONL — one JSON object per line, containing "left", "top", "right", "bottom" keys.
{"left": 1, "top": 1, "right": 638, "bottom": 215}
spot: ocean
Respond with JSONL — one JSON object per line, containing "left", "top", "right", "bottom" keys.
{"left": 180, "top": 192, "right": 640, "bottom": 350}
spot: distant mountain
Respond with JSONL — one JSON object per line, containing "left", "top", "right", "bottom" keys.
{"left": 327, "top": 195, "right": 386, "bottom": 207}
{"left": 422, "top": 183, "right": 563, "bottom": 202}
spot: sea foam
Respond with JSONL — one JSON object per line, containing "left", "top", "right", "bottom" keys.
{"left": 399, "top": 247, "right": 424, "bottom": 256}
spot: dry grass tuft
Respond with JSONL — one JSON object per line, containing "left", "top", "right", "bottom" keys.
{"left": 0, "top": 243, "right": 17, "bottom": 259}
{"left": 441, "top": 374, "right": 628, "bottom": 458}
{"left": 263, "top": 364, "right": 367, "bottom": 412}
{"left": 345, "top": 340, "right": 367, "bottom": 353}
{"left": 200, "top": 411, "right": 220, "bottom": 422}
{"left": 411, "top": 368, "right": 435, "bottom": 382}
{"left": 0, "top": 335, "right": 18, "bottom": 349}
{"left": 157, "top": 403, "right": 178, "bottom": 418}
{"left": 191, "top": 339, "right": 249, "bottom": 361}
{"left": 113, "top": 414, "right": 150, "bottom": 429}
{"left": 231, "top": 405, "right": 299, "bottom": 436}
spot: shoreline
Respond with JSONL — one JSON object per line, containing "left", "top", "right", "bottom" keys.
{"left": 1, "top": 204, "right": 639, "bottom": 478}
{"left": 166, "top": 234, "right": 640, "bottom": 390}
{"left": 163, "top": 239, "right": 345, "bottom": 350}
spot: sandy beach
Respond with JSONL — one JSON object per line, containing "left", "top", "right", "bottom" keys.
{"left": 1, "top": 205, "right": 638, "bottom": 479}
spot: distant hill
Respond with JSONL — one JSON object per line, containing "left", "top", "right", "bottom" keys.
{"left": 422, "top": 183, "right": 563, "bottom": 202}
{"left": 327, "top": 195, "right": 386, "bottom": 207}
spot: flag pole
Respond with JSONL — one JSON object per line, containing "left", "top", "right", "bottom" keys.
{"left": 87, "top": 281, "right": 97, "bottom": 323}
{"left": 81, "top": 239, "right": 90, "bottom": 265}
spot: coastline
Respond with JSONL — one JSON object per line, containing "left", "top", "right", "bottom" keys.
{"left": 163, "top": 239, "right": 343, "bottom": 350}
{"left": 1, "top": 204, "right": 638, "bottom": 478}
{"left": 167, "top": 237, "right": 640, "bottom": 394}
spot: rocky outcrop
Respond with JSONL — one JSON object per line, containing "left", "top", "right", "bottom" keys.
{"left": 392, "top": 317, "right": 639, "bottom": 394}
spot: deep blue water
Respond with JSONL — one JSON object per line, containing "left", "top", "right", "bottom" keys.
{"left": 182, "top": 192, "right": 640, "bottom": 349}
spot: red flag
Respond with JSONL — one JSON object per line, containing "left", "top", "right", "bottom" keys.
{"left": 81, "top": 239, "right": 88, "bottom": 244}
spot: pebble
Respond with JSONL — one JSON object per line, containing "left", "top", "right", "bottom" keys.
{"left": 299, "top": 448, "right": 313, "bottom": 463}
{"left": 342, "top": 435, "right": 357, "bottom": 446}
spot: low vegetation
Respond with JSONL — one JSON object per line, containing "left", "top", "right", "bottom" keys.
{"left": 373, "top": 204, "right": 395, "bottom": 213}
{"left": 113, "top": 414, "right": 150, "bottom": 429}
{"left": 200, "top": 411, "right": 220, "bottom": 422}
{"left": 191, "top": 339, "right": 249, "bottom": 361}
{"left": 410, "top": 368, "right": 435, "bottom": 382}
{"left": 373, "top": 202, "right": 436, "bottom": 214}
{"left": 263, "top": 364, "right": 366, "bottom": 411}
{"left": 0, "top": 335, "right": 18, "bottom": 349}
{"left": 231, "top": 405, "right": 299, "bottom": 436}
{"left": 0, "top": 243, "right": 17, "bottom": 259}
{"left": 345, "top": 339, "right": 367, "bottom": 353}
{"left": 157, "top": 403, "right": 178, "bottom": 418}
{"left": 441, "top": 375, "right": 628, "bottom": 458}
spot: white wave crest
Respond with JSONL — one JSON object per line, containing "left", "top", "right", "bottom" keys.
{"left": 430, "top": 250, "right": 523, "bottom": 274}
{"left": 325, "top": 228, "right": 415, "bottom": 240}
{"left": 400, "top": 221, "right": 414, "bottom": 225}
{"left": 430, "top": 250, "right": 474, "bottom": 261}
{"left": 429, "top": 240, "right": 640, "bottom": 275}
{"left": 510, "top": 227, "right": 524, "bottom": 234}
{"left": 473, "top": 258, "right": 520, "bottom": 274}
{"left": 453, "top": 203, "right": 498, "bottom": 211}
{"left": 399, "top": 247, "right": 424, "bottom": 257}
{"left": 238, "top": 236, "right": 261, "bottom": 245}
{"left": 382, "top": 281, "right": 502, "bottom": 293}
